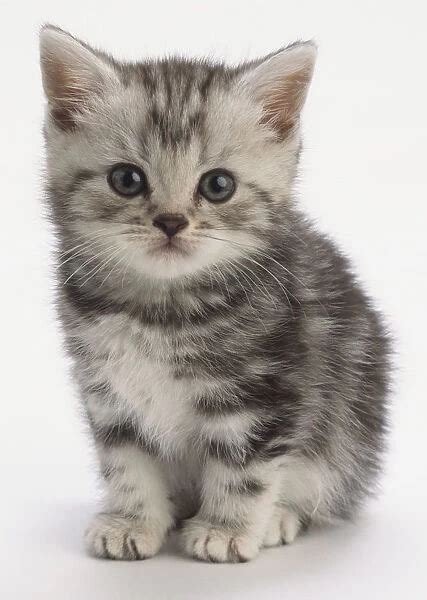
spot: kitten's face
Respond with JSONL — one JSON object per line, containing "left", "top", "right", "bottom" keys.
{"left": 41, "top": 28, "right": 315, "bottom": 283}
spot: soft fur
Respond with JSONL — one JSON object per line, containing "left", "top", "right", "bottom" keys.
{"left": 40, "top": 25, "right": 390, "bottom": 563}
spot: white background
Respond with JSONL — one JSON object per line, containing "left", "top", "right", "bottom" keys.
{"left": 1, "top": 1, "right": 426, "bottom": 598}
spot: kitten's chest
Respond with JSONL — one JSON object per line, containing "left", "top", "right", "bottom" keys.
{"left": 82, "top": 314, "right": 212, "bottom": 453}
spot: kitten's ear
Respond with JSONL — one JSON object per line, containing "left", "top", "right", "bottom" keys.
{"left": 40, "top": 25, "right": 118, "bottom": 131}
{"left": 240, "top": 41, "right": 317, "bottom": 137}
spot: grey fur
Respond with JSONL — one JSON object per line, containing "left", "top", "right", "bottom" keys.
{"left": 40, "top": 25, "right": 391, "bottom": 563}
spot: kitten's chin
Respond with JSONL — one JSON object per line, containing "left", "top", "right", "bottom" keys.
{"left": 141, "top": 251, "right": 207, "bottom": 280}
{"left": 131, "top": 237, "right": 227, "bottom": 281}
{"left": 121, "top": 233, "right": 244, "bottom": 282}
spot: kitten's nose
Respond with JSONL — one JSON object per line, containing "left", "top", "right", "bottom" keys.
{"left": 152, "top": 213, "right": 189, "bottom": 238}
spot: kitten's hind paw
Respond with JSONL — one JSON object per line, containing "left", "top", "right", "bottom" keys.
{"left": 85, "top": 512, "right": 165, "bottom": 560}
{"left": 182, "top": 519, "right": 260, "bottom": 563}
{"left": 263, "top": 506, "right": 303, "bottom": 547}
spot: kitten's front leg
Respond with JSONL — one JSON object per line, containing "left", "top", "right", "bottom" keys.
{"left": 182, "top": 458, "right": 279, "bottom": 563}
{"left": 85, "top": 418, "right": 174, "bottom": 560}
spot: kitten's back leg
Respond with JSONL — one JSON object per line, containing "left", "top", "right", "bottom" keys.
{"left": 263, "top": 505, "right": 304, "bottom": 547}
{"left": 261, "top": 454, "right": 342, "bottom": 546}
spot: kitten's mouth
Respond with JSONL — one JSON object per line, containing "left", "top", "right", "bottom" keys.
{"left": 148, "top": 237, "right": 193, "bottom": 258}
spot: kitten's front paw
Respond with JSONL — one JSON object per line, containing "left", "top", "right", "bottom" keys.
{"left": 85, "top": 513, "right": 165, "bottom": 560}
{"left": 182, "top": 519, "right": 260, "bottom": 563}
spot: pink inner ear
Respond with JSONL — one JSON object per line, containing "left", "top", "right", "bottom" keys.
{"left": 42, "top": 58, "right": 89, "bottom": 131}
{"left": 40, "top": 27, "right": 113, "bottom": 132}
{"left": 260, "top": 67, "right": 314, "bottom": 137}
{"left": 244, "top": 44, "right": 317, "bottom": 138}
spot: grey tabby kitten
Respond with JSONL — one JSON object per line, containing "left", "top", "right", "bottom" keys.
{"left": 40, "top": 25, "right": 390, "bottom": 563}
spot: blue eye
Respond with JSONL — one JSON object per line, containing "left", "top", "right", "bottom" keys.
{"left": 108, "top": 164, "right": 148, "bottom": 197}
{"left": 198, "top": 169, "right": 236, "bottom": 203}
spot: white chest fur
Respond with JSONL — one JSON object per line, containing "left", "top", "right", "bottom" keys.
{"left": 73, "top": 312, "right": 250, "bottom": 459}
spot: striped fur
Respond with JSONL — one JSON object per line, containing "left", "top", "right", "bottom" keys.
{"left": 40, "top": 26, "right": 391, "bottom": 563}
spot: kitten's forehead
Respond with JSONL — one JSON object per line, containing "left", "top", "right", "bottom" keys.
{"left": 83, "top": 59, "right": 268, "bottom": 173}
{"left": 130, "top": 58, "right": 236, "bottom": 141}
{"left": 42, "top": 31, "right": 314, "bottom": 175}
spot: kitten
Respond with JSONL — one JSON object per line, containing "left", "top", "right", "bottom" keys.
{"left": 40, "top": 25, "right": 390, "bottom": 563}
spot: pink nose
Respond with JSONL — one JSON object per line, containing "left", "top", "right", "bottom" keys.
{"left": 152, "top": 213, "right": 189, "bottom": 238}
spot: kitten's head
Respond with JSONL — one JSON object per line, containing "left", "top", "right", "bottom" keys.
{"left": 40, "top": 26, "right": 316, "bottom": 285}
